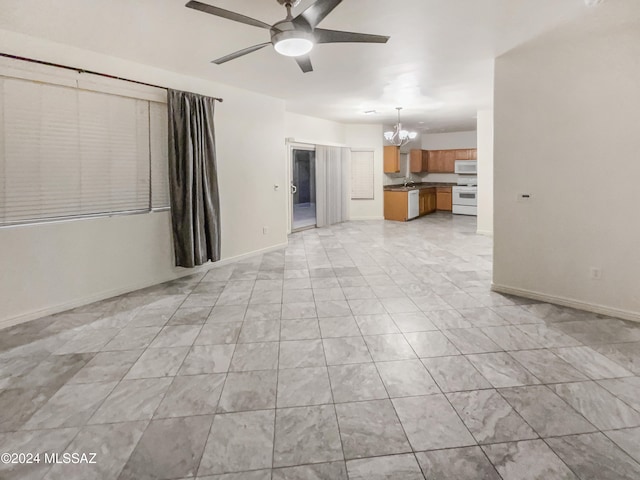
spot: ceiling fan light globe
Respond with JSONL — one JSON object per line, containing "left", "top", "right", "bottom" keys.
{"left": 384, "top": 131, "right": 394, "bottom": 141}
{"left": 272, "top": 30, "right": 315, "bottom": 57}
{"left": 409, "top": 132, "right": 418, "bottom": 139}
{"left": 274, "top": 38, "right": 314, "bottom": 57}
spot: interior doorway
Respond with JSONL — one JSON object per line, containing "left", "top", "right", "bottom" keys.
{"left": 291, "top": 146, "right": 316, "bottom": 231}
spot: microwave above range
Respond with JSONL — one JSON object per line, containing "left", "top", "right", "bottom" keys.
{"left": 454, "top": 160, "right": 477, "bottom": 175}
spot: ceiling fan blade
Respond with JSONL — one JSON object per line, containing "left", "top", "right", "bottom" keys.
{"left": 295, "top": 55, "right": 313, "bottom": 73}
{"left": 212, "top": 43, "right": 271, "bottom": 65}
{"left": 294, "top": 0, "right": 342, "bottom": 28}
{"left": 314, "top": 28, "right": 390, "bottom": 44}
{"left": 186, "top": 1, "right": 272, "bottom": 29}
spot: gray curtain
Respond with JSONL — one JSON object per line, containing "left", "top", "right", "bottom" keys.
{"left": 315, "top": 146, "right": 350, "bottom": 227}
{"left": 167, "top": 89, "right": 221, "bottom": 268}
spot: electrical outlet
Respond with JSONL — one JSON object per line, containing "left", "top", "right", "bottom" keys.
{"left": 263, "top": 226, "right": 269, "bottom": 235}
{"left": 589, "top": 267, "right": 602, "bottom": 280}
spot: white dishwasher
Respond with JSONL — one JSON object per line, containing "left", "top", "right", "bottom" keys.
{"left": 407, "top": 189, "right": 420, "bottom": 220}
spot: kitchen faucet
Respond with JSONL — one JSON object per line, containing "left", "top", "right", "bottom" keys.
{"left": 403, "top": 178, "right": 415, "bottom": 188}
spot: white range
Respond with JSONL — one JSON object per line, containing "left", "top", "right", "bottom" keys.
{"left": 453, "top": 160, "right": 478, "bottom": 216}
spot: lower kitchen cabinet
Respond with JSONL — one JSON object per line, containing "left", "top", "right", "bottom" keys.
{"left": 419, "top": 188, "right": 436, "bottom": 216}
{"left": 385, "top": 187, "right": 441, "bottom": 221}
{"left": 384, "top": 191, "right": 409, "bottom": 221}
{"left": 436, "top": 187, "right": 452, "bottom": 211}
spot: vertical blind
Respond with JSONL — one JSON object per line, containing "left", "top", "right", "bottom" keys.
{"left": 0, "top": 74, "right": 169, "bottom": 226}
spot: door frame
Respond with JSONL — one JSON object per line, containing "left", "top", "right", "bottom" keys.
{"left": 287, "top": 142, "right": 316, "bottom": 234}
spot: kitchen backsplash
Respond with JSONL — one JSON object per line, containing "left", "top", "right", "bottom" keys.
{"left": 384, "top": 172, "right": 460, "bottom": 185}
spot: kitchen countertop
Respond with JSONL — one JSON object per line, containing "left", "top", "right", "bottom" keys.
{"left": 384, "top": 182, "right": 457, "bottom": 192}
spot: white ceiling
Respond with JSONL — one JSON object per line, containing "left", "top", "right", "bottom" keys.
{"left": 0, "top": 0, "right": 592, "bottom": 132}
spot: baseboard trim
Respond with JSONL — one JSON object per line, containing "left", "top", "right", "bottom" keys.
{"left": 349, "top": 216, "right": 384, "bottom": 221}
{"left": 0, "top": 242, "right": 288, "bottom": 330}
{"left": 491, "top": 283, "right": 640, "bottom": 323}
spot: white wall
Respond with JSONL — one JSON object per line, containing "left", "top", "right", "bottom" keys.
{"left": 421, "top": 131, "right": 477, "bottom": 150}
{"left": 0, "top": 30, "right": 288, "bottom": 327}
{"left": 477, "top": 110, "right": 494, "bottom": 236}
{"left": 493, "top": 9, "right": 640, "bottom": 320}
{"left": 284, "top": 112, "right": 346, "bottom": 146}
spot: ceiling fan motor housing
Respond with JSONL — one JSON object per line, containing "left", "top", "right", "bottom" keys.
{"left": 277, "top": 0, "right": 302, "bottom": 7}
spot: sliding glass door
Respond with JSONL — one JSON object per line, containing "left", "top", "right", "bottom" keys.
{"left": 291, "top": 146, "right": 316, "bottom": 232}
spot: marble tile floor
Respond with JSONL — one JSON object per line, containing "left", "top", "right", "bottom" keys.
{"left": 1, "top": 213, "right": 639, "bottom": 479}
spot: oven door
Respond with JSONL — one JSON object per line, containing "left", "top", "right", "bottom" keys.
{"left": 453, "top": 187, "right": 477, "bottom": 206}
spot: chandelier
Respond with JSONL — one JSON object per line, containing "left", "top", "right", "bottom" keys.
{"left": 384, "top": 107, "right": 418, "bottom": 147}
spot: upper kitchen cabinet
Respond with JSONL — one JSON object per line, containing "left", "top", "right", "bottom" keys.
{"left": 427, "top": 150, "right": 456, "bottom": 173}
{"left": 384, "top": 146, "right": 401, "bottom": 173}
{"left": 426, "top": 149, "right": 477, "bottom": 173}
{"left": 409, "top": 149, "right": 429, "bottom": 173}
{"left": 456, "top": 149, "right": 470, "bottom": 160}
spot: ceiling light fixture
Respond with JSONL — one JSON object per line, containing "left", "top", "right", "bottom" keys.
{"left": 273, "top": 30, "right": 314, "bottom": 57}
{"left": 272, "top": 0, "right": 314, "bottom": 57}
{"left": 384, "top": 107, "right": 418, "bottom": 147}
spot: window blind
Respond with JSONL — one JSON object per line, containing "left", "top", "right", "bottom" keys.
{"left": 350, "top": 150, "right": 375, "bottom": 200}
{"left": 0, "top": 71, "right": 170, "bottom": 225}
{"left": 150, "top": 102, "right": 170, "bottom": 209}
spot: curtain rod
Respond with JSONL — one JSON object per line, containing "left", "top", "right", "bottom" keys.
{"left": 0, "top": 53, "right": 224, "bottom": 103}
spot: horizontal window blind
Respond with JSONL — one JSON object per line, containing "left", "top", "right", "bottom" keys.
{"left": 351, "top": 150, "right": 375, "bottom": 200}
{"left": 0, "top": 66, "right": 170, "bottom": 226}
{"left": 150, "top": 102, "right": 170, "bottom": 209}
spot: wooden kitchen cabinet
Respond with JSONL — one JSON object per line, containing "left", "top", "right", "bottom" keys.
{"left": 455, "top": 148, "right": 477, "bottom": 160}
{"left": 456, "top": 149, "right": 470, "bottom": 160}
{"left": 426, "top": 151, "right": 439, "bottom": 173}
{"left": 436, "top": 187, "right": 453, "bottom": 211}
{"left": 410, "top": 149, "right": 422, "bottom": 173}
{"left": 425, "top": 149, "right": 477, "bottom": 173}
{"left": 384, "top": 190, "right": 408, "bottom": 221}
{"left": 410, "top": 149, "right": 429, "bottom": 173}
{"left": 419, "top": 189, "right": 427, "bottom": 216}
{"left": 427, "top": 150, "right": 454, "bottom": 173}
{"left": 426, "top": 189, "right": 437, "bottom": 213}
{"left": 419, "top": 188, "right": 437, "bottom": 216}
{"left": 383, "top": 146, "right": 401, "bottom": 173}
{"left": 441, "top": 150, "right": 457, "bottom": 172}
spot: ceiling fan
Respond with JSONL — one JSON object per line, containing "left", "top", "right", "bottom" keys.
{"left": 185, "top": 0, "right": 390, "bottom": 73}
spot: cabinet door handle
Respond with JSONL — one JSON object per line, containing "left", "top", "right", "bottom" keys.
{"left": 291, "top": 184, "right": 298, "bottom": 194}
